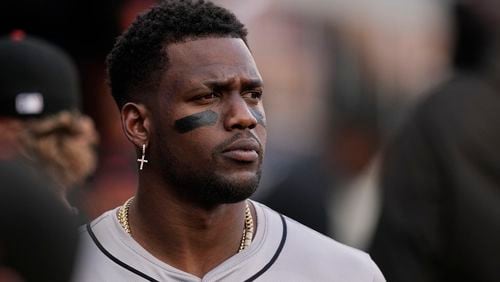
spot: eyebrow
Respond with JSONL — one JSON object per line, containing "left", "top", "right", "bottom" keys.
{"left": 202, "top": 77, "right": 263, "bottom": 91}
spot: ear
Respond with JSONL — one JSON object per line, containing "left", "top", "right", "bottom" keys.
{"left": 121, "top": 102, "right": 151, "bottom": 148}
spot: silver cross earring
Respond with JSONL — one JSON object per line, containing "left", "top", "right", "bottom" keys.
{"left": 137, "top": 144, "right": 148, "bottom": 170}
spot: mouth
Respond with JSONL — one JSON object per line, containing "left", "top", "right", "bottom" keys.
{"left": 221, "top": 138, "right": 261, "bottom": 163}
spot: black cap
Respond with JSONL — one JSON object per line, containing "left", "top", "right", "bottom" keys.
{"left": 0, "top": 31, "right": 80, "bottom": 118}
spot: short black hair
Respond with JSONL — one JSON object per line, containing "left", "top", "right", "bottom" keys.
{"left": 106, "top": 0, "right": 248, "bottom": 108}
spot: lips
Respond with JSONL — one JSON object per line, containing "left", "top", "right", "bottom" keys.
{"left": 221, "top": 138, "right": 261, "bottom": 162}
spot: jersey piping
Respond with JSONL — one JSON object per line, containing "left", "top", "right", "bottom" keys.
{"left": 86, "top": 211, "right": 288, "bottom": 281}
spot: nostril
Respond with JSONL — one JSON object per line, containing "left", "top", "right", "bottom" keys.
{"left": 231, "top": 121, "right": 255, "bottom": 130}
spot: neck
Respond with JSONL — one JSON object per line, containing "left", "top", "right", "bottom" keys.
{"left": 127, "top": 177, "right": 251, "bottom": 278}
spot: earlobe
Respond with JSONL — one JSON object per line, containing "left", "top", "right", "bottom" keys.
{"left": 121, "top": 102, "right": 151, "bottom": 147}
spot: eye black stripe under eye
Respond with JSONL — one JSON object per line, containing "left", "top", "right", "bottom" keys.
{"left": 174, "top": 110, "right": 218, "bottom": 133}
{"left": 249, "top": 108, "right": 266, "bottom": 127}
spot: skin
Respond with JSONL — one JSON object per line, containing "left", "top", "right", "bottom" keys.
{"left": 0, "top": 118, "right": 23, "bottom": 160}
{"left": 121, "top": 37, "right": 266, "bottom": 277}
{"left": 174, "top": 110, "right": 219, "bottom": 133}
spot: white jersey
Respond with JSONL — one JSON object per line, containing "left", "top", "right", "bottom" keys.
{"left": 73, "top": 201, "right": 385, "bottom": 281}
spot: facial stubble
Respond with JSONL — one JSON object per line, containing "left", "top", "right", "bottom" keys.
{"left": 156, "top": 131, "right": 263, "bottom": 207}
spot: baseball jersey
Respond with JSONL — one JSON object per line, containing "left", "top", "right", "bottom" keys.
{"left": 73, "top": 201, "right": 385, "bottom": 281}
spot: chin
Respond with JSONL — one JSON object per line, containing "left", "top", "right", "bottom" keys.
{"left": 220, "top": 170, "right": 260, "bottom": 186}
{"left": 193, "top": 169, "right": 261, "bottom": 206}
{"left": 165, "top": 167, "right": 261, "bottom": 207}
{"left": 207, "top": 172, "right": 260, "bottom": 204}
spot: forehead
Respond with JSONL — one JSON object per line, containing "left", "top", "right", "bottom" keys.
{"left": 162, "top": 37, "right": 262, "bottom": 91}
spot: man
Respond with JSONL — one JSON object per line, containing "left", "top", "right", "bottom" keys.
{"left": 0, "top": 160, "right": 78, "bottom": 282}
{"left": 369, "top": 1, "right": 500, "bottom": 281}
{"left": 74, "top": 1, "right": 385, "bottom": 281}
{"left": 0, "top": 32, "right": 98, "bottom": 211}
{"left": 0, "top": 32, "right": 83, "bottom": 281}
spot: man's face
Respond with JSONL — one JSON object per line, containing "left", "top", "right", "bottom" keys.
{"left": 149, "top": 37, "right": 266, "bottom": 206}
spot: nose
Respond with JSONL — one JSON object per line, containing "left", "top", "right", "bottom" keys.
{"left": 223, "top": 94, "right": 258, "bottom": 131}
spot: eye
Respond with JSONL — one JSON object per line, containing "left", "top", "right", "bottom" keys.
{"left": 194, "top": 92, "right": 222, "bottom": 104}
{"left": 242, "top": 90, "right": 263, "bottom": 103}
{"left": 202, "top": 92, "right": 221, "bottom": 100}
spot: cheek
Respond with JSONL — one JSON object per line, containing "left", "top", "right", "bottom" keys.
{"left": 174, "top": 110, "right": 218, "bottom": 134}
{"left": 255, "top": 126, "right": 267, "bottom": 151}
{"left": 250, "top": 107, "right": 266, "bottom": 127}
{"left": 172, "top": 129, "right": 219, "bottom": 158}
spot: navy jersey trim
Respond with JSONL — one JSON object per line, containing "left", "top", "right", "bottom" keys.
{"left": 86, "top": 223, "right": 159, "bottom": 282}
{"left": 244, "top": 214, "right": 288, "bottom": 282}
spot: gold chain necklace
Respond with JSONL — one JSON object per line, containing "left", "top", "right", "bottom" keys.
{"left": 117, "top": 197, "right": 254, "bottom": 253}
{"left": 117, "top": 197, "right": 133, "bottom": 234}
{"left": 239, "top": 202, "right": 254, "bottom": 252}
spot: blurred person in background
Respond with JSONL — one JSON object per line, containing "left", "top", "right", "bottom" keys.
{"left": 0, "top": 160, "right": 79, "bottom": 282}
{"left": 259, "top": 36, "right": 383, "bottom": 250}
{"left": 0, "top": 32, "right": 99, "bottom": 213}
{"left": 238, "top": 0, "right": 450, "bottom": 251}
{"left": 0, "top": 0, "right": 143, "bottom": 219}
{"left": 369, "top": 0, "right": 500, "bottom": 281}
{"left": 0, "top": 31, "right": 85, "bottom": 282}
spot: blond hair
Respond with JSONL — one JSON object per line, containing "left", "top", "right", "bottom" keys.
{"left": 20, "top": 111, "right": 98, "bottom": 191}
